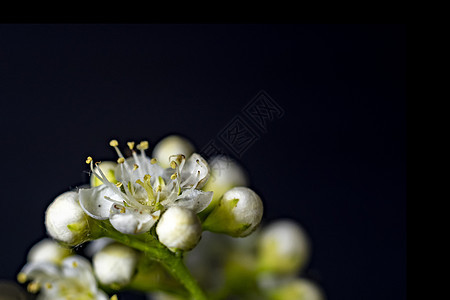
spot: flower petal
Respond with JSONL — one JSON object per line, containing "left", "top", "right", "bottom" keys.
{"left": 167, "top": 189, "right": 213, "bottom": 213}
{"left": 109, "top": 204, "right": 160, "bottom": 234}
{"left": 180, "top": 153, "right": 210, "bottom": 189}
{"left": 79, "top": 185, "right": 116, "bottom": 220}
{"left": 61, "top": 256, "right": 97, "bottom": 292}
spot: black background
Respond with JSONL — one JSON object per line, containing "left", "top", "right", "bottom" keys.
{"left": 0, "top": 24, "right": 406, "bottom": 299}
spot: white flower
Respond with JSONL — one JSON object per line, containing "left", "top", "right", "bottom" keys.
{"left": 203, "top": 187, "right": 263, "bottom": 237}
{"left": 257, "top": 220, "right": 310, "bottom": 275}
{"left": 27, "top": 239, "right": 72, "bottom": 265}
{"left": 17, "top": 255, "right": 108, "bottom": 300}
{"left": 93, "top": 243, "right": 140, "bottom": 287}
{"left": 156, "top": 206, "right": 202, "bottom": 251}
{"left": 152, "top": 135, "right": 195, "bottom": 168}
{"left": 45, "top": 191, "right": 90, "bottom": 246}
{"left": 79, "top": 140, "right": 212, "bottom": 235}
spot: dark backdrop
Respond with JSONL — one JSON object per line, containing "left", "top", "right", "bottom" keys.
{"left": 0, "top": 24, "right": 406, "bottom": 300}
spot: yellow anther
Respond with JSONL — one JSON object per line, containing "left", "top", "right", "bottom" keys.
{"left": 127, "top": 141, "right": 135, "bottom": 150}
{"left": 45, "top": 282, "right": 53, "bottom": 289}
{"left": 171, "top": 173, "right": 178, "bottom": 180}
{"left": 137, "top": 141, "right": 149, "bottom": 150}
{"left": 115, "top": 182, "right": 123, "bottom": 188}
{"left": 72, "top": 261, "right": 78, "bottom": 268}
{"left": 27, "top": 282, "right": 40, "bottom": 293}
{"left": 133, "top": 164, "right": 139, "bottom": 171}
{"left": 144, "top": 174, "right": 151, "bottom": 182}
{"left": 120, "top": 207, "right": 126, "bottom": 213}
{"left": 110, "top": 295, "right": 118, "bottom": 300}
{"left": 170, "top": 161, "right": 177, "bottom": 169}
{"left": 150, "top": 158, "right": 157, "bottom": 164}
{"left": 156, "top": 185, "right": 162, "bottom": 192}
{"left": 109, "top": 139, "right": 119, "bottom": 147}
{"left": 17, "top": 272, "right": 27, "bottom": 283}
{"left": 117, "top": 157, "right": 125, "bottom": 164}
{"left": 85, "top": 156, "right": 93, "bottom": 164}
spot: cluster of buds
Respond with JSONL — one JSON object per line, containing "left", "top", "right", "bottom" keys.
{"left": 18, "top": 135, "right": 272, "bottom": 299}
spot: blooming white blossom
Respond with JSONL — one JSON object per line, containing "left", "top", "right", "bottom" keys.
{"left": 17, "top": 255, "right": 108, "bottom": 300}
{"left": 93, "top": 243, "right": 140, "bottom": 286}
{"left": 79, "top": 140, "right": 212, "bottom": 235}
{"left": 152, "top": 135, "right": 195, "bottom": 168}
{"left": 156, "top": 206, "right": 202, "bottom": 251}
{"left": 45, "top": 191, "right": 90, "bottom": 246}
{"left": 257, "top": 220, "right": 310, "bottom": 275}
{"left": 203, "top": 187, "right": 263, "bottom": 237}
{"left": 27, "top": 239, "right": 72, "bottom": 265}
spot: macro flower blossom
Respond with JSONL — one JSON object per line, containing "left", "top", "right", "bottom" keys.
{"left": 17, "top": 255, "right": 109, "bottom": 300}
{"left": 79, "top": 140, "right": 213, "bottom": 235}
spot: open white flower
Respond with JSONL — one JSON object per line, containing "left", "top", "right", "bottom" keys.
{"left": 17, "top": 255, "right": 108, "bottom": 300}
{"left": 79, "top": 140, "right": 213, "bottom": 235}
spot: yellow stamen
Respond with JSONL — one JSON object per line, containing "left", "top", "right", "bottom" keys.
{"left": 127, "top": 141, "right": 135, "bottom": 150}
{"left": 156, "top": 185, "right": 162, "bottom": 192}
{"left": 17, "top": 273, "right": 27, "bottom": 283}
{"left": 133, "top": 164, "right": 139, "bottom": 171}
{"left": 85, "top": 156, "right": 93, "bottom": 164}
{"left": 115, "top": 182, "right": 123, "bottom": 188}
{"left": 72, "top": 261, "right": 78, "bottom": 268}
{"left": 120, "top": 207, "right": 126, "bottom": 213}
{"left": 109, "top": 139, "right": 119, "bottom": 147}
{"left": 27, "top": 282, "right": 40, "bottom": 293}
{"left": 111, "top": 295, "right": 118, "bottom": 300}
{"left": 117, "top": 157, "right": 125, "bottom": 164}
{"left": 150, "top": 158, "right": 157, "bottom": 164}
{"left": 45, "top": 282, "right": 53, "bottom": 289}
{"left": 170, "top": 161, "right": 177, "bottom": 169}
{"left": 171, "top": 173, "right": 177, "bottom": 180}
{"left": 137, "top": 141, "right": 149, "bottom": 150}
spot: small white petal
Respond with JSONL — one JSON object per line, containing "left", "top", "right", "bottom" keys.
{"left": 20, "top": 261, "right": 59, "bottom": 279}
{"left": 79, "top": 185, "right": 116, "bottom": 220}
{"left": 62, "top": 256, "right": 97, "bottom": 292}
{"left": 109, "top": 204, "right": 160, "bottom": 234}
{"left": 116, "top": 156, "right": 167, "bottom": 184}
{"left": 180, "top": 153, "right": 210, "bottom": 189}
{"left": 167, "top": 189, "right": 213, "bottom": 213}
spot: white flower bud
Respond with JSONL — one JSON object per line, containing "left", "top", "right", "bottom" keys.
{"left": 152, "top": 135, "right": 195, "bottom": 168}
{"left": 202, "top": 156, "right": 248, "bottom": 215}
{"left": 257, "top": 220, "right": 310, "bottom": 275}
{"left": 156, "top": 206, "right": 202, "bottom": 251}
{"left": 93, "top": 243, "right": 140, "bottom": 287}
{"left": 27, "top": 239, "right": 71, "bottom": 264}
{"left": 45, "top": 191, "right": 90, "bottom": 246}
{"left": 90, "top": 161, "right": 117, "bottom": 187}
{"left": 203, "top": 187, "right": 263, "bottom": 237}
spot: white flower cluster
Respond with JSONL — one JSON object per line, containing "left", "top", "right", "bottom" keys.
{"left": 17, "top": 134, "right": 323, "bottom": 300}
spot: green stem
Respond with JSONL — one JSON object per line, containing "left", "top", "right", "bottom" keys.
{"left": 96, "top": 221, "right": 207, "bottom": 300}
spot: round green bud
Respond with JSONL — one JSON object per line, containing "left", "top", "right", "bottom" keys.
{"left": 45, "top": 191, "right": 90, "bottom": 246}
{"left": 203, "top": 187, "right": 263, "bottom": 237}
{"left": 257, "top": 220, "right": 310, "bottom": 275}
